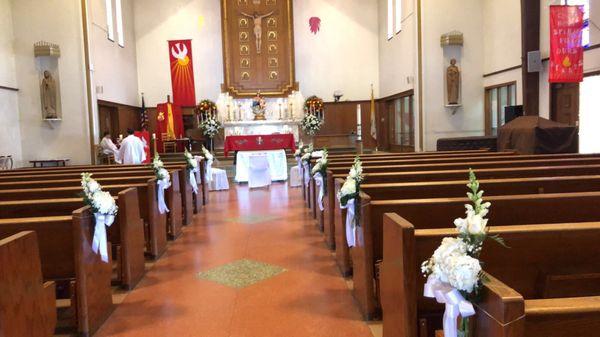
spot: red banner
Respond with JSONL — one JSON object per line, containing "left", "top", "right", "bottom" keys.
{"left": 549, "top": 5, "right": 584, "bottom": 83}
{"left": 168, "top": 39, "right": 197, "bottom": 106}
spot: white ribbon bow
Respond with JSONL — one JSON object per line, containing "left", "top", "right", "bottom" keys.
{"left": 340, "top": 198, "right": 357, "bottom": 247}
{"left": 157, "top": 178, "right": 171, "bottom": 214}
{"left": 205, "top": 158, "right": 213, "bottom": 183}
{"left": 296, "top": 157, "right": 302, "bottom": 172}
{"left": 189, "top": 167, "right": 199, "bottom": 194}
{"left": 303, "top": 162, "right": 310, "bottom": 185}
{"left": 423, "top": 275, "right": 476, "bottom": 337}
{"left": 92, "top": 213, "right": 115, "bottom": 263}
{"left": 313, "top": 172, "right": 325, "bottom": 211}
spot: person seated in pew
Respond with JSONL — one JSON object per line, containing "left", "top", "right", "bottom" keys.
{"left": 100, "top": 131, "right": 122, "bottom": 164}
{"left": 119, "top": 128, "right": 146, "bottom": 165}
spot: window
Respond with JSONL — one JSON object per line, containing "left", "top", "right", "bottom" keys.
{"left": 395, "top": 0, "right": 402, "bottom": 33}
{"left": 562, "top": 0, "right": 590, "bottom": 47}
{"left": 387, "top": 0, "right": 394, "bottom": 40}
{"left": 387, "top": 93, "right": 414, "bottom": 151}
{"left": 485, "top": 82, "right": 517, "bottom": 136}
{"left": 115, "top": 0, "right": 124, "bottom": 47}
{"left": 105, "top": 0, "right": 114, "bottom": 41}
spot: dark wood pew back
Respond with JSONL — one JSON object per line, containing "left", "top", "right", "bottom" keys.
{"left": 381, "top": 216, "right": 600, "bottom": 337}
{"left": 0, "top": 231, "right": 56, "bottom": 337}
{"left": 0, "top": 207, "right": 113, "bottom": 336}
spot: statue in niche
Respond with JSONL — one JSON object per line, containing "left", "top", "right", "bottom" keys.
{"left": 446, "top": 58, "right": 460, "bottom": 105}
{"left": 240, "top": 10, "right": 275, "bottom": 53}
{"left": 41, "top": 70, "right": 58, "bottom": 119}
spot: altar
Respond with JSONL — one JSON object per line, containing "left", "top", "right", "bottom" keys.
{"left": 223, "top": 120, "right": 301, "bottom": 140}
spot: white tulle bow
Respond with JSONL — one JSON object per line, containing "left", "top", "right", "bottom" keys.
{"left": 423, "top": 275, "right": 476, "bottom": 337}
{"left": 340, "top": 198, "right": 357, "bottom": 247}
{"left": 189, "top": 167, "right": 199, "bottom": 194}
{"left": 313, "top": 172, "right": 325, "bottom": 211}
{"left": 157, "top": 179, "right": 171, "bottom": 214}
{"left": 205, "top": 158, "right": 214, "bottom": 183}
{"left": 303, "top": 162, "right": 310, "bottom": 185}
{"left": 92, "top": 213, "right": 115, "bottom": 263}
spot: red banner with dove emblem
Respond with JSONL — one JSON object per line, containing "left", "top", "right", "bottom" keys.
{"left": 549, "top": 6, "right": 584, "bottom": 83}
{"left": 168, "top": 40, "right": 197, "bottom": 106}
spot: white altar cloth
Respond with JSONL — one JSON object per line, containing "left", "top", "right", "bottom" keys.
{"left": 235, "top": 150, "right": 288, "bottom": 183}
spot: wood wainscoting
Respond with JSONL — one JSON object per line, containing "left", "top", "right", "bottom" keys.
{"left": 312, "top": 101, "right": 377, "bottom": 150}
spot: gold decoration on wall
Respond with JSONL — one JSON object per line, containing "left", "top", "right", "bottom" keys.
{"left": 241, "top": 58, "right": 250, "bottom": 68}
{"left": 268, "top": 57, "right": 278, "bottom": 68}
{"left": 267, "top": 31, "right": 277, "bottom": 41}
{"left": 239, "top": 18, "right": 249, "bottom": 28}
{"left": 268, "top": 44, "right": 278, "bottom": 54}
{"left": 268, "top": 71, "right": 278, "bottom": 80}
{"left": 241, "top": 72, "right": 251, "bottom": 80}
{"left": 266, "top": 0, "right": 276, "bottom": 4}
{"left": 267, "top": 18, "right": 277, "bottom": 28}
{"left": 240, "top": 44, "right": 250, "bottom": 55}
{"left": 238, "top": 0, "right": 248, "bottom": 5}
{"left": 252, "top": 0, "right": 261, "bottom": 4}
{"left": 239, "top": 31, "right": 249, "bottom": 42}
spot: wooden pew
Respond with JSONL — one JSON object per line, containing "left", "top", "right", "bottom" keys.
{"left": 0, "top": 231, "right": 56, "bottom": 337}
{"left": 329, "top": 162, "right": 600, "bottom": 277}
{"left": 353, "top": 191, "right": 600, "bottom": 320}
{"left": 0, "top": 188, "right": 145, "bottom": 290}
{"left": 381, "top": 216, "right": 600, "bottom": 337}
{"left": 0, "top": 168, "right": 185, "bottom": 233}
{"left": 0, "top": 207, "right": 114, "bottom": 336}
{"left": 0, "top": 177, "right": 168, "bottom": 259}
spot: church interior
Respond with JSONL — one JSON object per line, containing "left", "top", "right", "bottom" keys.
{"left": 1, "top": 0, "right": 600, "bottom": 336}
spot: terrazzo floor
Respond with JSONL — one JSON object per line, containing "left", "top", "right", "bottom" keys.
{"left": 87, "top": 182, "right": 380, "bottom": 337}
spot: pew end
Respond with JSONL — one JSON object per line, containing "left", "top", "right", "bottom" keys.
{"left": 474, "top": 274, "right": 525, "bottom": 337}
{"left": 116, "top": 187, "right": 145, "bottom": 290}
{"left": 0, "top": 231, "right": 57, "bottom": 337}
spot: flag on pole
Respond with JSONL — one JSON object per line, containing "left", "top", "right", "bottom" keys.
{"left": 370, "top": 84, "right": 377, "bottom": 140}
{"left": 140, "top": 94, "right": 148, "bottom": 129}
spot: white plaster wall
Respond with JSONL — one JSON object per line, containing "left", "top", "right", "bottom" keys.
{"left": 483, "top": 0, "right": 522, "bottom": 74}
{"left": 134, "top": 0, "right": 223, "bottom": 107}
{"left": 134, "top": 0, "right": 379, "bottom": 106}
{"left": 0, "top": 0, "right": 23, "bottom": 166}
{"left": 90, "top": 0, "right": 139, "bottom": 106}
{"left": 294, "top": 0, "right": 380, "bottom": 101}
{"left": 420, "top": 0, "right": 485, "bottom": 150}
{"left": 377, "top": 0, "right": 416, "bottom": 98}
{"left": 11, "top": 0, "right": 91, "bottom": 165}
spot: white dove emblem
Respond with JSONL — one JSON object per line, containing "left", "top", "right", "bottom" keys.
{"left": 171, "top": 43, "right": 188, "bottom": 60}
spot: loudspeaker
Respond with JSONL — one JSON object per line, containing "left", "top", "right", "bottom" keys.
{"left": 527, "top": 50, "right": 542, "bottom": 72}
{"left": 505, "top": 105, "right": 524, "bottom": 123}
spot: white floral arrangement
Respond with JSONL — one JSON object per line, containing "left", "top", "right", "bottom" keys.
{"left": 201, "top": 146, "right": 214, "bottom": 161}
{"left": 301, "top": 113, "right": 323, "bottom": 136}
{"left": 337, "top": 157, "right": 363, "bottom": 208}
{"left": 184, "top": 150, "right": 198, "bottom": 171}
{"left": 151, "top": 155, "right": 170, "bottom": 184}
{"left": 421, "top": 170, "right": 506, "bottom": 337}
{"left": 311, "top": 149, "right": 328, "bottom": 176}
{"left": 294, "top": 141, "right": 305, "bottom": 158}
{"left": 301, "top": 143, "right": 314, "bottom": 163}
{"left": 81, "top": 173, "right": 118, "bottom": 216}
{"left": 81, "top": 173, "right": 118, "bottom": 263}
{"left": 200, "top": 115, "right": 222, "bottom": 139}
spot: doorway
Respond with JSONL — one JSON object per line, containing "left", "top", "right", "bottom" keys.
{"left": 98, "top": 104, "right": 119, "bottom": 141}
{"left": 550, "top": 83, "right": 580, "bottom": 126}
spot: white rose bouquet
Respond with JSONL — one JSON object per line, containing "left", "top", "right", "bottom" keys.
{"left": 421, "top": 169, "right": 506, "bottom": 337}
{"left": 311, "top": 149, "right": 328, "bottom": 176}
{"left": 336, "top": 157, "right": 364, "bottom": 247}
{"left": 311, "top": 149, "right": 329, "bottom": 204}
{"left": 80, "top": 173, "right": 118, "bottom": 263}
{"left": 201, "top": 146, "right": 214, "bottom": 162}
{"left": 200, "top": 115, "right": 222, "bottom": 139}
{"left": 301, "top": 144, "right": 314, "bottom": 164}
{"left": 151, "top": 155, "right": 170, "bottom": 183}
{"left": 294, "top": 141, "right": 305, "bottom": 158}
{"left": 301, "top": 113, "right": 323, "bottom": 136}
{"left": 184, "top": 150, "right": 198, "bottom": 171}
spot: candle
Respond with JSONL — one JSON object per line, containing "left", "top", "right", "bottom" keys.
{"left": 152, "top": 133, "right": 156, "bottom": 139}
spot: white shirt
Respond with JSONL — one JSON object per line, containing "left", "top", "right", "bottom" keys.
{"left": 119, "top": 134, "right": 146, "bottom": 165}
{"left": 100, "top": 136, "right": 121, "bottom": 163}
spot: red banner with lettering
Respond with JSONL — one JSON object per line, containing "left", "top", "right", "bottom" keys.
{"left": 549, "top": 5, "right": 584, "bottom": 83}
{"left": 168, "top": 39, "right": 197, "bottom": 106}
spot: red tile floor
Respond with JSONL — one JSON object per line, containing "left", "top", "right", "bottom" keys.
{"left": 92, "top": 182, "right": 379, "bottom": 337}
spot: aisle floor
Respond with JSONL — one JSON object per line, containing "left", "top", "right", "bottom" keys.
{"left": 93, "top": 182, "right": 379, "bottom": 337}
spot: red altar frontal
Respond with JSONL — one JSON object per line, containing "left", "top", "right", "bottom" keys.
{"left": 224, "top": 134, "right": 296, "bottom": 157}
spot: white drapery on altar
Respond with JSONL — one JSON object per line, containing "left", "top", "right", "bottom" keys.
{"left": 235, "top": 150, "right": 288, "bottom": 183}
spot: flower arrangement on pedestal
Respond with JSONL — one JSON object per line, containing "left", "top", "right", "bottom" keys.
{"left": 150, "top": 155, "right": 171, "bottom": 214}
{"left": 197, "top": 99, "right": 217, "bottom": 116}
{"left": 336, "top": 158, "right": 364, "bottom": 247}
{"left": 304, "top": 95, "right": 324, "bottom": 114}
{"left": 421, "top": 170, "right": 507, "bottom": 337}
{"left": 200, "top": 115, "right": 222, "bottom": 139}
{"left": 301, "top": 96, "right": 324, "bottom": 136}
{"left": 81, "top": 173, "right": 118, "bottom": 263}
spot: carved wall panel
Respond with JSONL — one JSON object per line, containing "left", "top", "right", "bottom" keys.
{"left": 220, "top": 0, "right": 297, "bottom": 97}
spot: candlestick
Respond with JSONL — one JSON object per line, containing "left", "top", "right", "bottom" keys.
{"left": 227, "top": 104, "right": 231, "bottom": 121}
{"left": 290, "top": 102, "right": 294, "bottom": 120}
{"left": 279, "top": 103, "right": 282, "bottom": 120}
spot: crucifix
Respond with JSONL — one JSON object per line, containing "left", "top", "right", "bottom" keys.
{"left": 240, "top": 10, "right": 274, "bottom": 53}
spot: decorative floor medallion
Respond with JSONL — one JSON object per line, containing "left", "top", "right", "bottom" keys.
{"left": 198, "top": 259, "right": 286, "bottom": 289}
